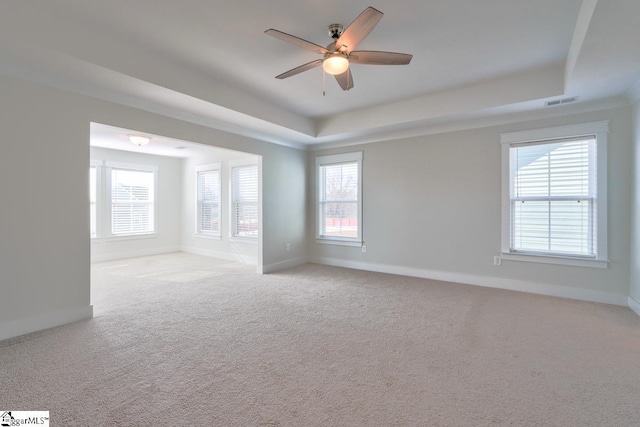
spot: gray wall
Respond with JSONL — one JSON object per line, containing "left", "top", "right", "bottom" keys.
{"left": 308, "top": 107, "right": 633, "bottom": 303}
{"left": 0, "top": 70, "right": 635, "bottom": 339}
{"left": 0, "top": 77, "right": 91, "bottom": 329}
{"left": 0, "top": 75, "right": 307, "bottom": 330}
{"left": 631, "top": 99, "right": 640, "bottom": 304}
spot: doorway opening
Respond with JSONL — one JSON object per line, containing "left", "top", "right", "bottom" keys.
{"left": 89, "top": 122, "right": 263, "bottom": 311}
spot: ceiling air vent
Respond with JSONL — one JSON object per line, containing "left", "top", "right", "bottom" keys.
{"left": 545, "top": 97, "right": 578, "bottom": 107}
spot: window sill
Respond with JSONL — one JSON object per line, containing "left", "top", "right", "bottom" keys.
{"left": 194, "top": 233, "right": 222, "bottom": 240}
{"left": 316, "top": 238, "right": 362, "bottom": 248}
{"left": 500, "top": 252, "right": 608, "bottom": 269}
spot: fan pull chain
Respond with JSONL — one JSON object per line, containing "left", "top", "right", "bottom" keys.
{"left": 322, "top": 69, "right": 326, "bottom": 96}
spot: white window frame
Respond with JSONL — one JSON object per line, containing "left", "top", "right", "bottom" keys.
{"left": 105, "top": 161, "right": 158, "bottom": 240}
{"left": 195, "top": 163, "right": 222, "bottom": 239}
{"left": 315, "top": 151, "right": 363, "bottom": 247}
{"left": 229, "top": 160, "right": 259, "bottom": 242}
{"left": 500, "top": 121, "right": 608, "bottom": 268}
{"left": 89, "top": 160, "right": 103, "bottom": 240}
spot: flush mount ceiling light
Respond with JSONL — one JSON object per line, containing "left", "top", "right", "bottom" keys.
{"left": 129, "top": 135, "right": 150, "bottom": 146}
{"left": 322, "top": 53, "right": 349, "bottom": 75}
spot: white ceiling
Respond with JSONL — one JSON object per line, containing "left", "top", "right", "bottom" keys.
{"left": 1, "top": 1, "right": 639, "bottom": 148}
{"left": 90, "top": 123, "right": 248, "bottom": 159}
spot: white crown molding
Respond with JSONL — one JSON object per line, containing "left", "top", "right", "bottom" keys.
{"left": 309, "top": 95, "right": 630, "bottom": 151}
{"left": 316, "top": 64, "right": 565, "bottom": 139}
{"left": 1, "top": 39, "right": 636, "bottom": 153}
{"left": 0, "top": 40, "right": 313, "bottom": 151}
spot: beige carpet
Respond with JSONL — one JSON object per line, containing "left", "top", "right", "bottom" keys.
{"left": 1, "top": 253, "right": 639, "bottom": 426}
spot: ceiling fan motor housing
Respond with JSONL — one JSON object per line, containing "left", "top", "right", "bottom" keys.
{"left": 327, "top": 24, "right": 344, "bottom": 39}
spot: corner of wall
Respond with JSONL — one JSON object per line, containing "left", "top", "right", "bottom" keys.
{"left": 180, "top": 246, "right": 257, "bottom": 265}
{"left": 0, "top": 306, "right": 94, "bottom": 342}
{"left": 629, "top": 296, "right": 640, "bottom": 317}
{"left": 627, "top": 78, "right": 640, "bottom": 106}
{"left": 630, "top": 95, "right": 640, "bottom": 305}
{"left": 261, "top": 257, "right": 308, "bottom": 274}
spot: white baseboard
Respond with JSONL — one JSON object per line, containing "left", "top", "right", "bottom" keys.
{"left": 310, "top": 257, "right": 628, "bottom": 307}
{"left": 91, "top": 245, "right": 181, "bottom": 263}
{"left": 629, "top": 296, "right": 640, "bottom": 317}
{"left": 180, "top": 246, "right": 257, "bottom": 265}
{"left": 0, "top": 305, "right": 93, "bottom": 342}
{"left": 261, "top": 257, "right": 308, "bottom": 274}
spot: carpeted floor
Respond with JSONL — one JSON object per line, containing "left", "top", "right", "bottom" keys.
{"left": 1, "top": 252, "right": 639, "bottom": 426}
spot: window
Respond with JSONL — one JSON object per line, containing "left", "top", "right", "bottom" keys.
{"left": 196, "top": 164, "right": 221, "bottom": 236}
{"left": 316, "top": 152, "right": 363, "bottom": 245}
{"left": 111, "top": 168, "right": 155, "bottom": 236}
{"left": 110, "top": 167, "right": 156, "bottom": 236}
{"left": 501, "top": 121, "right": 608, "bottom": 267}
{"left": 90, "top": 161, "right": 158, "bottom": 240}
{"left": 230, "top": 164, "right": 258, "bottom": 238}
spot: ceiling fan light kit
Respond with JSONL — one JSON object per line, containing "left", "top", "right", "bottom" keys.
{"left": 265, "top": 6, "right": 412, "bottom": 92}
{"left": 323, "top": 53, "right": 349, "bottom": 75}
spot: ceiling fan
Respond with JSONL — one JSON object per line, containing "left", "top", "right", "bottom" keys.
{"left": 265, "top": 6, "right": 413, "bottom": 91}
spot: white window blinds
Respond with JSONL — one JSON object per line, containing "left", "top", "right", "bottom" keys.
{"left": 510, "top": 137, "right": 596, "bottom": 257}
{"left": 231, "top": 165, "right": 258, "bottom": 238}
{"left": 197, "top": 169, "right": 221, "bottom": 235}
{"left": 111, "top": 168, "right": 155, "bottom": 235}
{"left": 318, "top": 161, "right": 359, "bottom": 239}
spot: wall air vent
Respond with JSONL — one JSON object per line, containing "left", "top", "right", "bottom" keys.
{"left": 545, "top": 97, "right": 578, "bottom": 107}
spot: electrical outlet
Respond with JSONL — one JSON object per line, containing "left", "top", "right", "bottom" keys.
{"left": 494, "top": 256, "right": 502, "bottom": 266}
{"left": 286, "top": 243, "right": 291, "bottom": 251}
{"left": 362, "top": 245, "right": 367, "bottom": 253}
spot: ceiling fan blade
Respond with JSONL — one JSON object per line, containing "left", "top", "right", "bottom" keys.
{"left": 265, "top": 29, "right": 329, "bottom": 54}
{"left": 335, "top": 7, "right": 383, "bottom": 54}
{"left": 349, "top": 51, "right": 413, "bottom": 65}
{"left": 275, "top": 59, "right": 323, "bottom": 79}
{"left": 334, "top": 68, "right": 354, "bottom": 91}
